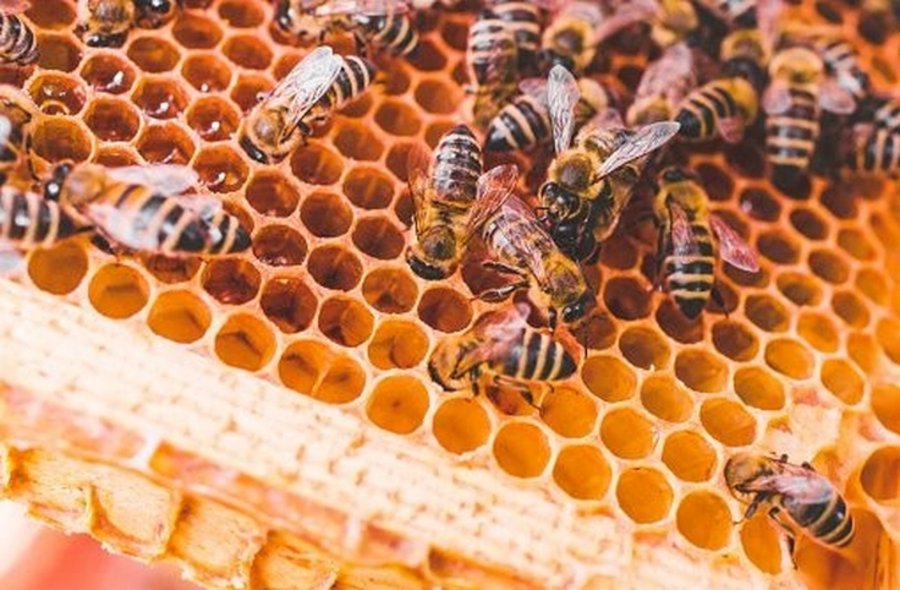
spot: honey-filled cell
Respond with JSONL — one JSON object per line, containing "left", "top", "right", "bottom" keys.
{"left": 366, "top": 375, "right": 430, "bottom": 435}
{"left": 432, "top": 398, "right": 491, "bottom": 455}
{"left": 278, "top": 340, "right": 366, "bottom": 404}
{"left": 147, "top": 290, "right": 212, "bottom": 344}
{"left": 368, "top": 320, "right": 429, "bottom": 370}
{"left": 676, "top": 491, "right": 733, "bottom": 550}
{"left": 28, "top": 242, "right": 89, "bottom": 295}
{"left": 540, "top": 386, "right": 597, "bottom": 438}
{"left": 493, "top": 421, "right": 551, "bottom": 479}
{"left": 616, "top": 467, "right": 673, "bottom": 524}
{"left": 552, "top": 445, "right": 612, "bottom": 500}
{"left": 88, "top": 264, "right": 150, "bottom": 319}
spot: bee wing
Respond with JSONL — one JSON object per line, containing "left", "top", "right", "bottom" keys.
{"left": 0, "top": 239, "right": 23, "bottom": 276}
{"left": 578, "top": 108, "right": 624, "bottom": 140}
{"left": 762, "top": 82, "right": 793, "bottom": 115}
{"left": 756, "top": 0, "right": 783, "bottom": 56}
{"left": 406, "top": 142, "right": 433, "bottom": 232}
{"left": 669, "top": 201, "right": 701, "bottom": 257}
{"left": 315, "top": 0, "right": 410, "bottom": 17}
{"left": 519, "top": 78, "right": 548, "bottom": 104}
{"left": 0, "top": 115, "right": 11, "bottom": 147}
{"left": 270, "top": 46, "right": 343, "bottom": 138}
{"left": 464, "top": 164, "right": 520, "bottom": 242}
{"left": 105, "top": 165, "right": 200, "bottom": 195}
{"left": 595, "top": 121, "right": 681, "bottom": 178}
{"left": 547, "top": 65, "right": 580, "bottom": 155}
{"left": 819, "top": 79, "right": 857, "bottom": 115}
{"left": 592, "top": 1, "right": 657, "bottom": 45}
{"left": 0, "top": 0, "right": 30, "bottom": 15}
{"left": 709, "top": 213, "right": 760, "bottom": 272}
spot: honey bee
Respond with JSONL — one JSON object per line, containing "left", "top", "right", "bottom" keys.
{"left": 239, "top": 46, "right": 374, "bottom": 164}
{"left": 78, "top": 0, "right": 136, "bottom": 47}
{"left": 466, "top": 163, "right": 595, "bottom": 327}
{"left": 848, "top": 124, "right": 900, "bottom": 177}
{"left": 725, "top": 453, "right": 855, "bottom": 556}
{"left": 873, "top": 97, "right": 900, "bottom": 132}
{"left": 132, "top": 0, "right": 181, "bottom": 29}
{"left": 44, "top": 163, "right": 251, "bottom": 257}
{"left": 650, "top": 0, "right": 698, "bottom": 48}
{"left": 626, "top": 42, "right": 697, "bottom": 127}
{"left": 0, "top": 185, "right": 83, "bottom": 274}
{"left": 539, "top": 65, "right": 680, "bottom": 261}
{"left": 674, "top": 76, "right": 759, "bottom": 144}
{"left": 653, "top": 166, "right": 759, "bottom": 318}
{"left": 487, "top": 1, "right": 544, "bottom": 73}
{"left": 719, "top": 29, "right": 770, "bottom": 94}
{"left": 466, "top": 9, "right": 519, "bottom": 128}
{"left": 762, "top": 47, "right": 856, "bottom": 190}
{"left": 0, "top": 0, "right": 38, "bottom": 66}
{"left": 428, "top": 302, "right": 577, "bottom": 405}
{"left": 0, "top": 85, "right": 37, "bottom": 184}
{"left": 406, "top": 124, "right": 483, "bottom": 279}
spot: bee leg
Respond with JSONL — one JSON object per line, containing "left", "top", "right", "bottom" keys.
{"left": 482, "top": 260, "right": 525, "bottom": 276}
{"left": 767, "top": 506, "right": 798, "bottom": 567}
{"left": 492, "top": 374, "right": 539, "bottom": 410}
{"left": 474, "top": 280, "right": 529, "bottom": 303}
{"left": 548, "top": 308, "right": 558, "bottom": 331}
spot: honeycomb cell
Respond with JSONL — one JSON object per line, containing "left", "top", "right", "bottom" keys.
{"left": 186, "top": 96, "right": 240, "bottom": 141}
{"left": 856, "top": 268, "right": 889, "bottom": 306}
{"left": 366, "top": 376, "right": 430, "bottom": 435}
{"left": 252, "top": 225, "right": 307, "bottom": 267}
{"left": 417, "top": 287, "right": 472, "bottom": 332}
{"left": 37, "top": 34, "right": 82, "bottom": 72}
{"left": 757, "top": 231, "right": 800, "bottom": 264}
{"left": 700, "top": 398, "right": 757, "bottom": 446}
{"left": 493, "top": 422, "right": 550, "bottom": 479}
{"left": 407, "top": 40, "right": 448, "bottom": 72}
{"left": 739, "top": 514, "right": 782, "bottom": 575}
{"left": 581, "top": 355, "right": 636, "bottom": 402}
{"left": 733, "top": 366, "right": 785, "bottom": 411}
{"left": 127, "top": 37, "right": 181, "bottom": 73}
{"left": 28, "top": 242, "right": 88, "bottom": 295}
{"left": 24, "top": 0, "right": 76, "bottom": 29}
{"left": 775, "top": 271, "right": 822, "bottom": 307}
{"left": 94, "top": 146, "right": 140, "bottom": 168}
{"left": 147, "top": 290, "right": 211, "bottom": 344}
{"left": 245, "top": 172, "right": 299, "bottom": 217}
{"left": 744, "top": 294, "right": 789, "bottom": 332}
{"left": 540, "top": 386, "right": 597, "bottom": 438}
{"left": 230, "top": 75, "right": 272, "bottom": 112}
{"left": 332, "top": 121, "right": 385, "bottom": 162}
{"left": 194, "top": 146, "right": 249, "bottom": 193}
{"left": 368, "top": 319, "right": 429, "bottom": 370}
{"left": 441, "top": 19, "right": 468, "bottom": 50}
{"left": 385, "top": 142, "right": 416, "bottom": 182}
{"left": 291, "top": 142, "right": 344, "bottom": 186}
{"left": 79, "top": 53, "right": 137, "bottom": 94}
{"left": 661, "top": 431, "right": 716, "bottom": 482}
{"left": 140, "top": 255, "right": 201, "bottom": 284}
{"left": 414, "top": 79, "right": 460, "bottom": 114}
{"left": 765, "top": 338, "right": 814, "bottom": 380}
{"left": 603, "top": 277, "right": 651, "bottom": 320}
{"left": 83, "top": 98, "right": 141, "bottom": 141}
{"left": 300, "top": 192, "right": 353, "bottom": 238}
{"left": 848, "top": 331, "right": 880, "bottom": 373}
{"left": 821, "top": 181, "right": 857, "bottom": 219}
{"left": 571, "top": 311, "right": 618, "bottom": 352}
{"left": 739, "top": 188, "right": 781, "bottom": 221}
{"left": 182, "top": 54, "right": 232, "bottom": 92}
{"left": 796, "top": 312, "right": 840, "bottom": 353}
{"left": 88, "top": 264, "right": 149, "bottom": 319}
{"left": 260, "top": 277, "right": 317, "bottom": 334}
{"left": 362, "top": 267, "right": 418, "bottom": 314}
{"left": 222, "top": 35, "right": 273, "bottom": 70}
{"left": 201, "top": 259, "right": 261, "bottom": 305}
{"left": 218, "top": 0, "right": 265, "bottom": 27}
{"left": 133, "top": 77, "right": 189, "bottom": 119}
{"left": 859, "top": 446, "right": 900, "bottom": 503}
{"left": 619, "top": 326, "right": 670, "bottom": 370}
{"left": 837, "top": 228, "right": 877, "bottom": 261}
{"left": 307, "top": 246, "right": 363, "bottom": 291}
{"left": 214, "top": 313, "right": 276, "bottom": 371}
{"left": 676, "top": 491, "right": 732, "bottom": 550}
{"left": 172, "top": 13, "right": 224, "bottom": 48}
{"left": 821, "top": 359, "right": 864, "bottom": 405}
{"left": 711, "top": 320, "right": 758, "bottom": 361}
{"left": 674, "top": 349, "right": 728, "bottom": 393}
{"left": 655, "top": 300, "right": 703, "bottom": 345}
{"left": 872, "top": 384, "right": 900, "bottom": 434}
{"left": 696, "top": 162, "right": 734, "bottom": 201}
{"left": 641, "top": 375, "right": 692, "bottom": 423}
{"left": 29, "top": 116, "right": 92, "bottom": 165}
{"left": 616, "top": 467, "right": 673, "bottom": 524}
{"left": 394, "top": 189, "right": 414, "bottom": 227}
{"left": 136, "top": 123, "right": 195, "bottom": 164}
{"left": 831, "top": 290, "right": 870, "bottom": 328}
{"left": 808, "top": 249, "right": 850, "bottom": 284}
{"left": 279, "top": 340, "right": 366, "bottom": 403}
{"left": 343, "top": 167, "right": 395, "bottom": 210}
{"left": 599, "top": 234, "right": 638, "bottom": 270}
{"left": 28, "top": 73, "right": 86, "bottom": 115}
{"left": 425, "top": 120, "right": 456, "bottom": 148}
{"left": 600, "top": 408, "right": 657, "bottom": 459}
{"left": 318, "top": 296, "right": 374, "bottom": 348}
{"left": 789, "top": 208, "right": 829, "bottom": 240}
{"left": 552, "top": 445, "right": 611, "bottom": 500}
{"left": 352, "top": 216, "right": 405, "bottom": 261}
{"left": 374, "top": 99, "right": 423, "bottom": 136}
{"left": 432, "top": 398, "right": 491, "bottom": 454}
{"left": 381, "top": 63, "right": 412, "bottom": 96}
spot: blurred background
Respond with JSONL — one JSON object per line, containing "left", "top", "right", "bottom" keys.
{"left": 0, "top": 501, "right": 199, "bottom": 590}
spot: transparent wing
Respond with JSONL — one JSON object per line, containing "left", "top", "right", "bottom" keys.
{"left": 669, "top": 201, "right": 700, "bottom": 257}
{"left": 464, "top": 164, "right": 520, "bottom": 241}
{"left": 592, "top": 1, "right": 656, "bottom": 44}
{"left": 756, "top": 0, "right": 783, "bottom": 56}
{"left": 762, "top": 82, "right": 792, "bottom": 115}
{"left": 0, "top": 115, "right": 11, "bottom": 147}
{"left": 709, "top": 213, "right": 760, "bottom": 272}
{"left": 0, "top": 239, "right": 23, "bottom": 276}
{"left": 519, "top": 78, "right": 548, "bottom": 103}
{"left": 105, "top": 165, "right": 200, "bottom": 195}
{"left": 85, "top": 203, "right": 163, "bottom": 251}
{"left": 819, "top": 79, "right": 857, "bottom": 115}
{"left": 634, "top": 42, "right": 693, "bottom": 102}
{"left": 595, "top": 121, "right": 680, "bottom": 178}
{"left": 495, "top": 196, "right": 550, "bottom": 282}
{"left": 315, "top": 0, "right": 410, "bottom": 17}
{"left": 268, "top": 46, "right": 343, "bottom": 137}
{"left": 547, "top": 65, "right": 580, "bottom": 154}
{"left": 406, "top": 142, "right": 433, "bottom": 232}
{"left": 0, "top": 0, "right": 30, "bottom": 15}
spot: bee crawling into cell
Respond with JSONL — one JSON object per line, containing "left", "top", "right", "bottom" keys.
{"left": 466, "top": 8, "right": 520, "bottom": 128}
{"left": 0, "top": 0, "right": 38, "bottom": 66}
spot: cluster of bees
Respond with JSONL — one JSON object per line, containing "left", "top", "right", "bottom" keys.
{"left": 0, "top": 0, "right": 893, "bottom": 565}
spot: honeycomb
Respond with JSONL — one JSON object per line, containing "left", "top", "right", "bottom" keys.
{"left": 0, "top": 0, "right": 899, "bottom": 588}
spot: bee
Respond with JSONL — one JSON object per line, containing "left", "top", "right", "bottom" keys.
{"left": 873, "top": 97, "right": 900, "bottom": 132}
{"left": 406, "top": 124, "right": 483, "bottom": 279}
{"left": 627, "top": 42, "right": 698, "bottom": 127}
{"left": 428, "top": 302, "right": 577, "bottom": 405}
{"left": 44, "top": 163, "right": 251, "bottom": 257}
{"left": 132, "top": 0, "right": 181, "bottom": 29}
{"left": 0, "top": 86, "right": 37, "bottom": 184}
{"left": 0, "top": 0, "right": 38, "bottom": 66}
{"left": 725, "top": 453, "right": 855, "bottom": 556}
{"left": 653, "top": 166, "right": 759, "bottom": 318}
{"left": 239, "top": 46, "right": 374, "bottom": 164}
{"left": 466, "top": 163, "right": 595, "bottom": 327}
{"left": 848, "top": 124, "right": 900, "bottom": 177}
{"left": 674, "top": 76, "right": 759, "bottom": 144}
{"left": 466, "top": 9, "right": 519, "bottom": 128}
{"left": 539, "top": 65, "right": 680, "bottom": 261}
{"left": 0, "top": 185, "right": 83, "bottom": 274}
{"left": 486, "top": 1, "right": 544, "bottom": 73}
{"left": 650, "top": 0, "right": 698, "bottom": 48}
{"left": 78, "top": 0, "right": 136, "bottom": 47}
{"left": 762, "top": 47, "right": 856, "bottom": 189}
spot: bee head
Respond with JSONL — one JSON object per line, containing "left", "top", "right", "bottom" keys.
{"left": 724, "top": 452, "right": 773, "bottom": 499}
{"left": 539, "top": 181, "right": 582, "bottom": 222}
{"left": 561, "top": 290, "right": 595, "bottom": 325}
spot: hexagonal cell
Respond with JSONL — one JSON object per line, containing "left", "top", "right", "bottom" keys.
{"left": 186, "top": 96, "right": 240, "bottom": 141}
{"left": 581, "top": 355, "right": 636, "bottom": 402}
{"left": 214, "top": 313, "right": 276, "bottom": 371}
{"left": 744, "top": 294, "right": 789, "bottom": 332}
{"left": 252, "top": 224, "right": 307, "bottom": 267}
{"left": 194, "top": 146, "right": 249, "bottom": 193}
{"left": 789, "top": 208, "right": 829, "bottom": 240}
{"left": 797, "top": 311, "right": 840, "bottom": 353}
{"left": 182, "top": 54, "right": 232, "bottom": 92}
{"left": 136, "top": 123, "right": 195, "bottom": 164}
{"left": 79, "top": 53, "right": 137, "bottom": 94}
{"left": 332, "top": 121, "right": 385, "bottom": 162}
{"left": 28, "top": 73, "right": 86, "bottom": 115}
{"left": 172, "top": 12, "right": 223, "bottom": 49}
{"left": 859, "top": 446, "right": 900, "bottom": 503}
{"left": 775, "top": 271, "right": 822, "bottom": 307}
{"left": 570, "top": 311, "right": 617, "bottom": 353}
{"left": 603, "top": 276, "right": 651, "bottom": 320}
{"left": 424, "top": 120, "right": 456, "bottom": 148}
{"left": 831, "top": 290, "right": 870, "bottom": 328}
{"left": 696, "top": 163, "right": 735, "bottom": 201}
{"left": 140, "top": 255, "right": 201, "bottom": 284}
{"left": 300, "top": 192, "right": 353, "bottom": 238}
{"left": 739, "top": 188, "right": 780, "bottom": 221}
{"left": 654, "top": 299, "right": 702, "bottom": 345}
{"left": 83, "top": 98, "right": 141, "bottom": 141}
{"left": 200, "top": 259, "right": 261, "bottom": 305}
{"left": 88, "top": 264, "right": 149, "bottom": 319}
{"left": 757, "top": 230, "right": 800, "bottom": 264}
{"left": 368, "top": 319, "right": 429, "bottom": 370}
{"left": 279, "top": 340, "right": 366, "bottom": 403}
{"left": 380, "top": 62, "right": 412, "bottom": 96}
{"left": 352, "top": 216, "right": 405, "bottom": 261}
{"left": 260, "top": 277, "right": 317, "bottom": 334}
{"left": 25, "top": 0, "right": 76, "bottom": 29}
{"left": 616, "top": 467, "right": 673, "bottom": 524}
{"left": 856, "top": 268, "right": 889, "bottom": 306}
{"left": 619, "top": 326, "right": 670, "bottom": 370}
{"left": 414, "top": 79, "right": 460, "bottom": 115}
{"left": 147, "top": 290, "right": 211, "bottom": 344}
{"left": 540, "top": 386, "right": 597, "bottom": 438}
{"left": 407, "top": 39, "right": 448, "bottom": 72}
{"left": 291, "top": 142, "right": 344, "bottom": 186}
{"left": 734, "top": 366, "right": 785, "bottom": 411}
{"left": 432, "top": 398, "right": 491, "bottom": 455}
{"left": 821, "top": 181, "right": 858, "bottom": 219}
{"left": 94, "top": 146, "right": 141, "bottom": 168}
{"left": 676, "top": 491, "right": 732, "bottom": 550}
{"left": 872, "top": 384, "right": 900, "bottom": 434}
{"left": 366, "top": 375, "right": 430, "bottom": 435}
{"left": 126, "top": 37, "right": 181, "bottom": 73}
{"left": 739, "top": 513, "right": 783, "bottom": 575}
{"left": 821, "top": 359, "right": 864, "bottom": 406}
{"left": 711, "top": 320, "right": 758, "bottom": 362}
{"left": 417, "top": 287, "right": 472, "bottom": 332}
{"left": 809, "top": 249, "right": 850, "bottom": 284}
{"left": 764, "top": 338, "right": 814, "bottom": 380}
{"left": 700, "top": 398, "right": 757, "bottom": 446}
{"left": 230, "top": 75, "right": 273, "bottom": 112}
{"left": 222, "top": 35, "right": 273, "bottom": 70}
{"left": 552, "top": 445, "right": 611, "bottom": 500}
{"left": 307, "top": 245, "right": 363, "bottom": 291}
{"left": 848, "top": 331, "right": 880, "bottom": 374}
{"left": 674, "top": 349, "right": 728, "bottom": 393}
{"left": 218, "top": 0, "right": 265, "bottom": 27}
{"left": 27, "top": 242, "right": 88, "bottom": 295}
{"left": 29, "top": 116, "right": 93, "bottom": 169}
{"left": 245, "top": 172, "right": 300, "bottom": 217}
{"left": 641, "top": 375, "right": 692, "bottom": 423}
{"left": 374, "top": 99, "right": 423, "bottom": 136}
{"left": 132, "top": 77, "right": 189, "bottom": 119}
{"left": 600, "top": 408, "right": 657, "bottom": 459}
{"left": 661, "top": 430, "right": 717, "bottom": 482}
{"left": 37, "top": 34, "right": 82, "bottom": 72}
{"left": 343, "top": 166, "right": 395, "bottom": 210}
{"left": 362, "top": 267, "right": 418, "bottom": 314}
{"left": 318, "top": 296, "right": 374, "bottom": 347}
{"left": 492, "top": 421, "right": 550, "bottom": 479}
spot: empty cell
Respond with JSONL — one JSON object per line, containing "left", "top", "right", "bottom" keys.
{"left": 318, "top": 297, "right": 374, "bottom": 348}
{"left": 201, "top": 259, "right": 261, "bottom": 305}
{"left": 218, "top": 0, "right": 265, "bottom": 27}
{"left": 821, "top": 181, "right": 857, "bottom": 219}
{"left": 407, "top": 40, "right": 448, "bottom": 72}
{"left": 616, "top": 467, "right": 673, "bottom": 524}
{"left": 260, "top": 277, "right": 317, "bottom": 334}
{"left": 432, "top": 398, "right": 491, "bottom": 454}
{"left": 352, "top": 216, "right": 405, "bottom": 260}
{"left": 380, "top": 61, "right": 412, "bottom": 96}
{"left": 385, "top": 142, "right": 416, "bottom": 182}
{"left": 182, "top": 54, "right": 232, "bottom": 92}
{"left": 837, "top": 228, "right": 877, "bottom": 261}
{"left": 126, "top": 37, "right": 181, "bottom": 73}
{"left": 848, "top": 332, "right": 880, "bottom": 374}
{"left": 333, "top": 121, "right": 385, "bottom": 162}
{"left": 776, "top": 271, "right": 822, "bottom": 307}
{"left": 872, "top": 384, "right": 900, "bottom": 434}
{"left": 789, "top": 208, "right": 829, "bottom": 240}
{"left": 739, "top": 513, "right": 783, "bottom": 575}
{"left": 307, "top": 245, "right": 363, "bottom": 291}
{"left": 147, "top": 290, "right": 211, "bottom": 344}
{"left": 764, "top": 338, "right": 814, "bottom": 380}
{"left": 540, "top": 386, "right": 597, "bottom": 438}
{"left": 711, "top": 320, "right": 759, "bottom": 361}
{"left": 280, "top": 340, "right": 366, "bottom": 403}
{"left": 600, "top": 408, "right": 657, "bottom": 459}
{"left": 676, "top": 491, "right": 733, "bottom": 550}
{"left": 733, "top": 366, "right": 785, "bottom": 411}
{"left": 94, "top": 146, "right": 140, "bottom": 168}
{"left": 24, "top": 0, "right": 76, "bottom": 29}
{"left": 187, "top": 96, "right": 240, "bottom": 141}
{"left": 252, "top": 225, "right": 307, "bottom": 267}
{"left": 28, "top": 242, "right": 88, "bottom": 295}
{"left": 88, "top": 264, "right": 149, "bottom": 319}
{"left": 696, "top": 163, "right": 735, "bottom": 201}
{"left": 831, "top": 290, "right": 870, "bottom": 328}
{"left": 641, "top": 375, "right": 692, "bottom": 423}
{"left": 655, "top": 300, "right": 703, "bottom": 345}
{"left": 674, "top": 349, "right": 728, "bottom": 393}
{"left": 214, "top": 314, "right": 276, "bottom": 372}
{"left": 135, "top": 123, "right": 195, "bottom": 164}
{"left": 193, "top": 146, "right": 249, "bottom": 193}
{"left": 368, "top": 319, "right": 428, "bottom": 370}
{"left": 292, "top": 142, "right": 344, "bottom": 185}
{"left": 552, "top": 445, "right": 611, "bottom": 500}
{"left": 619, "top": 326, "right": 670, "bottom": 370}
{"left": 366, "top": 376, "right": 430, "bottom": 435}
{"left": 133, "top": 77, "right": 189, "bottom": 119}
{"left": 37, "top": 34, "right": 82, "bottom": 72}
{"left": 245, "top": 172, "right": 300, "bottom": 217}
{"left": 821, "top": 359, "right": 864, "bottom": 405}
{"left": 757, "top": 231, "right": 800, "bottom": 264}
{"left": 230, "top": 75, "right": 273, "bottom": 112}
{"left": 493, "top": 422, "right": 550, "bottom": 479}
{"left": 739, "top": 188, "right": 781, "bottom": 221}
{"left": 797, "top": 312, "right": 840, "bottom": 353}
{"left": 662, "top": 431, "right": 716, "bottom": 482}
{"left": 172, "top": 13, "right": 223, "bottom": 48}
{"left": 29, "top": 117, "right": 92, "bottom": 164}
{"left": 362, "top": 267, "right": 418, "bottom": 314}
{"left": 809, "top": 249, "right": 850, "bottom": 284}
{"left": 417, "top": 288, "right": 472, "bottom": 332}
{"left": 343, "top": 167, "right": 395, "bottom": 209}
{"left": 300, "top": 192, "right": 353, "bottom": 238}
{"left": 28, "top": 73, "right": 86, "bottom": 115}
{"left": 375, "top": 100, "right": 422, "bottom": 136}
{"left": 414, "top": 79, "right": 459, "bottom": 114}
{"left": 571, "top": 312, "right": 618, "bottom": 351}
{"left": 425, "top": 120, "right": 456, "bottom": 148}
{"left": 581, "top": 355, "right": 636, "bottom": 402}
{"left": 222, "top": 35, "right": 273, "bottom": 70}
{"left": 860, "top": 446, "right": 900, "bottom": 502}
{"left": 603, "top": 276, "right": 651, "bottom": 320}
{"left": 79, "top": 53, "right": 136, "bottom": 94}
{"left": 83, "top": 98, "right": 140, "bottom": 141}
{"left": 856, "top": 268, "right": 889, "bottom": 305}
{"left": 141, "top": 255, "right": 201, "bottom": 284}
{"left": 700, "top": 398, "right": 757, "bottom": 446}
{"left": 744, "top": 294, "right": 789, "bottom": 332}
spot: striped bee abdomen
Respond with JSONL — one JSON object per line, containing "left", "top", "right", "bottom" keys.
{"left": 0, "top": 13, "right": 38, "bottom": 66}
{"left": 500, "top": 329, "right": 577, "bottom": 382}
{"left": 204, "top": 209, "right": 252, "bottom": 255}
{"left": 851, "top": 128, "right": 899, "bottom": 174}
{"left": 432, "top": 124, "right": 483, "bottom": 201}
{"left": 1, "top": 187, "right": 79, "bottom": 248}
{"left": 314, "top": 55, "right": 375, "bottom": 116}
{"left": 783, "top": 489, "right": 855, "bottom": 547}
{"left": 359, "top": 11, "right": 418, "bottom": 56}
{"left": 485, "top": 94, "right": 551, "bottom": 152}
{"left": 675, "top": 80, "right": 741, "bottom": 140}
{"left": 766, "top": 86, "right": 819, "bottom": 175}
{"left": 818, "top": 38, "right": 869, "bottom": 102}
{"left": 664, "top": 224, "right": 716, "bottom": 319}
{"left": 467, "top": 13, "right": 517, "bottom": 87}
{"left": 490, "top": 1, "right": 542, "bottom": 66}
{"left": 874, "top": 98, "right": 900, "bottom": 132}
